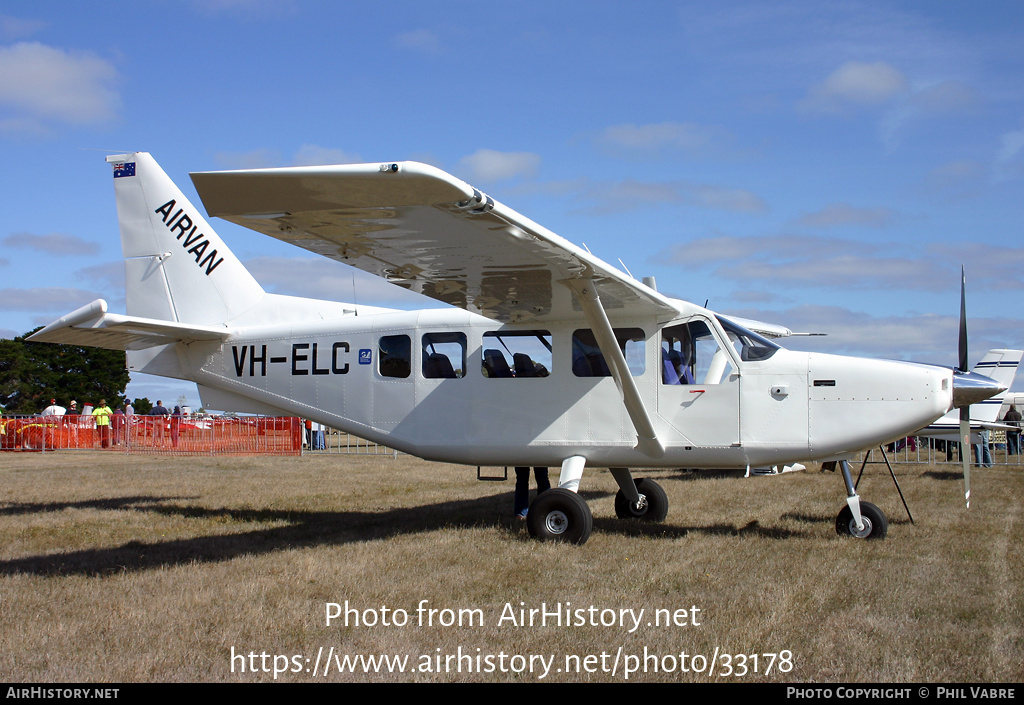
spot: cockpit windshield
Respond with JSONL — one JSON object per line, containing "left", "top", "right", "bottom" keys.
{"left": 716, "top": 316, "right": 780, "bottom": 362}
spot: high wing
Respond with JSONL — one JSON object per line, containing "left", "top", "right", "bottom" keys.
{"left": 28, "top": 298, "right": 231, "bottom": 351}
{"left": 190, "top": 161, "right": 681, "bottom": 324}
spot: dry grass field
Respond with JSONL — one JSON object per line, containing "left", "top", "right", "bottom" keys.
{"left": 1, "top": 450, "right": 1021, "bottom": 683}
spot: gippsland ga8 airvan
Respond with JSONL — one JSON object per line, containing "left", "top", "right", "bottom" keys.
{"left": 30, "top": 153, "right": 1006, "bottom": 544}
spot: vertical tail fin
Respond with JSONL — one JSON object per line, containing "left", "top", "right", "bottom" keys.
{"left": 972, "top": 349, "right": 1022, "bottom": 421}
{"left": 108, "top": 152, "right": 264, "bottom": 325}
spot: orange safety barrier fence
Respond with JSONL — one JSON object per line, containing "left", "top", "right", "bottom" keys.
{"left": 0, "top": 415, "right": 302, "bottom": 456}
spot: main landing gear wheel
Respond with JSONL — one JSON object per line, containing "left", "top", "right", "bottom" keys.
{"left": 614, "top": 478, "right": 669, "bottom": 522}
{"left": 835, "top": 501, "right": 888, "bottom": 539}
{"left": 527, "top": 488, "right": 593, "bottom": 545}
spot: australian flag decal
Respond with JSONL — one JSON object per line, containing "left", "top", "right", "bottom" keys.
{"left": 113, "top": 162, "right": 136, "bottom": 178}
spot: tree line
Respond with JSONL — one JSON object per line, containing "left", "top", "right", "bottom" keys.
{"left": 0, "top": 328, "right": 153, "bottom": 415}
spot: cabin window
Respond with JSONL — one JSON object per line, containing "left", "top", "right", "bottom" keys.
{"left": 481, "top": 330, "right": 553, "bottom": 378}
{"left": 661, "top": 319, "right": 736, "bottom": 385}
{"left": 571, "top": 328, "right": 645, "bottom": 377}
{"left": 378, "top": 334, "right": 411, "bottom": 378}
{"left": 422, "top": 332, "right": 466, "bottom": 379}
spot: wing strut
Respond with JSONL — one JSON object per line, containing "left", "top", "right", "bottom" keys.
{"left": 563, "top": 277, "right": 665, "bottom": 459}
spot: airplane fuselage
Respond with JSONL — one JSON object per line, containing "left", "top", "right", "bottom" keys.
{"left": 146, "top": 306, "right": 953, "bottom": 469}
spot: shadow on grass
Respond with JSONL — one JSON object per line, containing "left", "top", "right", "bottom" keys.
{"left": 0, "top": 491, "right": 513, "bottom": 577}
{"left": 0, "top": 495, "right": 197, "bottom": 516}
{"left": 591, "top": 517, "right": 805, "bottom": 540}
{"left": 1, "top": 485, "right": 808, "bottom": 576}
{"left": 922, "top": 469, "right": 965, "bottom": 481}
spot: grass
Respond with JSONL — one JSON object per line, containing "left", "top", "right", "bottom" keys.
{"left": 0, "top": 451, "right": 1021, "bottom": 682}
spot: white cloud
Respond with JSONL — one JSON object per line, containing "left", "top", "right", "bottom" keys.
{"left": 598, "top": 122, "right": 734, "bottom": 158}
{"left": 214, "top": 148, "right": 283, "bottom": 169}
{"left": 244, "top": 256, "right": 445, "bottom": 309}
{"left": 1, "top": 14, "right": 45, "bottom": 40}
{"left": 795, "top": 203, "right": 896, "bottom": 229}
{"left": 76, "top": 261, "right": 125, "bottom": 291}
{"left": 655, "top": 232, "right": 1024, "bottom": 296}
{"left": 214, "top": 145, "right": 365, "bottom": 169}
{"left": 0, "top": 42, "right": 120, "bottom": 130}
{"left": 457, "top": 149, "right": 541, "bottom": 183}
{"left": 800, "top": 60, "right": 908, "bottom": 114}
{"left": 0, "top": 287, "right": 103, "bottom": 312}
{"left": 292, "top": 144, "right": 363, "bottom": 166}
{"left": 692, "top": 184, "right": 766, "bottom": 213}
{"left": 2, "top": 232, "right": 101, "bottom": 256}
{"left": 658, "top": 234, "right": 851, "bottom": 266}
{"left": 393, "top": 28, "right": 443, "bottom": 55}
{"left": 728, "top": 304, "right": 1024, "bottom": 369}
{"left": 996, "top": 128, "right": 1024, "bottom": 164}
{"left": 579, "top": 179, "right": 767, "bottom": 215}
{"left": 909, "top": 80, "right": 977, "bottom": 113}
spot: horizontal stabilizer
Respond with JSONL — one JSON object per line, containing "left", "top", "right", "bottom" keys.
{"left": 28, "top": 299, "right": 231, "bottom": 351}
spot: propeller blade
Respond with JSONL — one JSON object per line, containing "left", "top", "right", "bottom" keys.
{"left": 959, "top": 266, "right": 969, "bottom": 373}
{"left": 960, "top": 407, "right": 971, "bottom": 508}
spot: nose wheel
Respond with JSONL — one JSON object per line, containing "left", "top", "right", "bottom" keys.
{"left": 835, "top": 501, "right": 888, "bottom": 539}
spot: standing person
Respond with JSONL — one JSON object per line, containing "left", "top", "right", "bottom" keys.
{"left": 63, "top": 400, "right": 80, "bottom": 430}
{"left": 1004, "top": 405, "right": 1021, "bottom": 456}
{"left": 170, "top": 406, "right": 182, "bottom": 448}
{"left": 513, "top": 467, "right": 551, "bottom": 518}
{"left": 151, "top": 400, "right": 169, "bottom": 444}
{"left": 112, "top": 405, "right": 124, "bottom": 445}
{"left": 92, "top": 399, "right": 113, "bottom": 449}
{"left": 123, "top": 399, "right": 134, "bottom": 447}
{"left": 974, "top": 428, "right": 993, "bottom": 468}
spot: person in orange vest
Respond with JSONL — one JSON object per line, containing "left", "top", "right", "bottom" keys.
{"left": 93, "top": 399, "right": 113, "bottom": 449}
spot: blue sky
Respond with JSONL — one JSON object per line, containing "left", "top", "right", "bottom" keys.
{"left": 2, "top": 1, "right": 1023, "bottom": 407}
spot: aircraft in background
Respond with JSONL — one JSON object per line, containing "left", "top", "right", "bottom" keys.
{"left": 915, "top": 349, "right": 1022, "bottom": 443}
{"left": 29, "top": 153, "right": 1006, "bottom": 544}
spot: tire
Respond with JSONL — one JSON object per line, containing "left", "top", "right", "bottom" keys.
{"left": 526, "top": 488, "right": 593, "bottom": 545}
{"left": 614, "top": 478, "right": 669, "bottom": 522}
{"left": 835, "top": 501, "right": 888, "bottom": 539}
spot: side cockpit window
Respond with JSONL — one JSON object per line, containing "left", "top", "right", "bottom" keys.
{"left": 662, "top": 319, "right": 736, "bottom": 385}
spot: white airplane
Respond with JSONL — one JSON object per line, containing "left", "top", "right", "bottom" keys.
{"left": 915, "top": 348, "right": 1022, "bottom": 443}
{"left": 29, "top": 153, "right": 1006, "bottom": 544}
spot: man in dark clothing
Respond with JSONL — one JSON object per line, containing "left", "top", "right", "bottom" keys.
{"left": 151, "top": 400, "right": 169, "bottom": 443}
{"left": 1004, "top": 404, "right": 1022, "bottom": 455}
